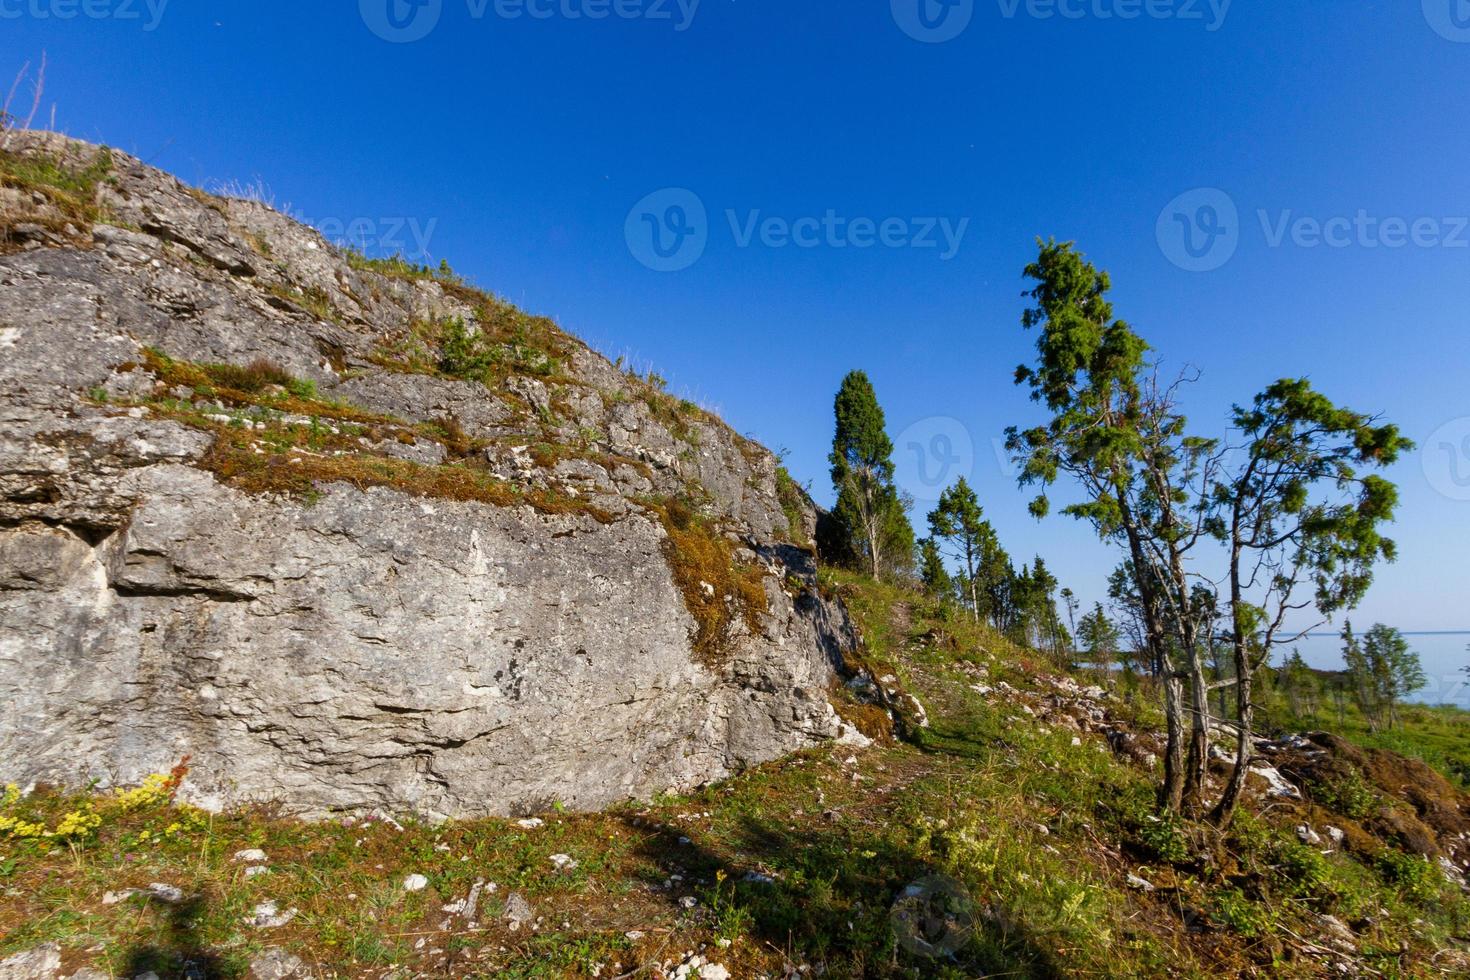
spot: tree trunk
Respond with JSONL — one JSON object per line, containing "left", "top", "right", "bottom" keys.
{"left": 1183, "top": 648, "right": 1213, "bottom": 813}
{"left": 1160, "top": 671, "right": 1187, "bottom": 813}
{"left": 1210, "top": 641, "right": 1252, "bottom": 826}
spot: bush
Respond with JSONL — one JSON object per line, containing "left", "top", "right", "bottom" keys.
{"left": 1270, "top": 839, "right": 1333, "bottom": 903}
{"left": 1211, "top": 887, "right": 1275, "bottom": 937}
{"left": 1310, "top": 771, "right": 1379, "bottom": 821}
{"left": 1375, "top": 850, "right": 1441, "bottom": 904}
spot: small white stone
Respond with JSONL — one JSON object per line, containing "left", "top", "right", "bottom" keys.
{"left": 549, "top": 854, "right": 579, "bottom": 871}
{"left": 403, "top": 874, "right": 430, "bottom": 892}
{"left": 516, "top": 818, "right": 545, "bottom": 830}
{"left": 233, "top": 848, "right": 268, "bottom": 863}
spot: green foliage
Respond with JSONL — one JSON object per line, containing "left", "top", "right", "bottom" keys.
{"left": 1341, "top": 623, "right": 1426, "bottom": 732}
{"left": 828, "top": 371, "right": 913, "bottom": 579}
{"left": 927, "top": 477, "right": 1001, "bottom": 621}
{"left": 917, "top": 537, "right": 951, "bottom": 600}
{"left": 1210, "top": 888, "right": 1275, "bottom": 938}
{"left": 1270, "top": 839, "right": 1333, "bottom": 901}
{"left": 345, "top": 249, "right": 463, "bottom": 286}
{"left": 1375, "top": 850, "right": 1441, "bottom": 903}
{"left": 1310, "top": 771, "right": 1380, "bottom": 821}
{"left": 1077, "top": 602, "right": 1121, "bottom": 671}
{"left": 1137, "top": 813, "right": 1191, "bottom": 865}
{"left": 774, "top": 466, "right": 810, "bottom": 547}
{"left": 0, "top": 144, "right": 114, "bottom": 229}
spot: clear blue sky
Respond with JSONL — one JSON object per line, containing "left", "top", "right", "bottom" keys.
{"left": 8, "top": 0, "right": 1469, "bottom": 632}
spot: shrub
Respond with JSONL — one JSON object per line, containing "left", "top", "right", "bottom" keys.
{"left": 1211, "top": 887, "right": 1275, "bottom": 937}
{"left": 1270, "top": 839, "right": 1333, "bottom": 902}
{"left": 653, "top": 496, "right": 768, "bottom": 663}
{"left": 1375, "top": 850, "right": 1441, "bottom": 903}
{"left": 1311, "top": 771, "right": 1380, "bottom": 821}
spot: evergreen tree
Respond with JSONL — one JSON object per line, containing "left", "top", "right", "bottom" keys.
{"left": 1077, "top": 603, "right": 1121, "bottom": 676}
{"left": 829, "top": 371, "right": 914, "bottom": 579}
{"left": 1279, "top": 650, "right": 1319, "bottom": 723}
{"left": 1364, "top": 624, "right": 1425, "bottom": 730}
{"left": 1342, "top": 622, "right": 1424, "bottom": 731}
{"left": 926, "top": 477, "right": 989, "bottom": 621}
{"left": 917, "top": 538, "right": 952, "bottom": 602}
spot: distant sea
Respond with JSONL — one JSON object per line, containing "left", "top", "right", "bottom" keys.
{"left": 1288, "top": 631, "right": 1470, "bottom": 709}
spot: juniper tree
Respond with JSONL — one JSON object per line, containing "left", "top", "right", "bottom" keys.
{"left": 917, "top": 537, "right": 952, "bottom": 602}
{"left": 1078, "top": 603, "right": 1121, "bottom": 676}
{"left": 1007, "top": 239, "right": 1210, "bottom": 812}
{"left": 1206, "top": 381, "right": 1411, "bottom": 823}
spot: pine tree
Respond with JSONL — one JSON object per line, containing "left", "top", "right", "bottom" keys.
{"left": 926, "top": 477, "right": 989, "bottom": 621}
{"left": 1077, "top": 603, "right": 1121, "bottom": 676}
{"left": 917, "top": 538, "right": 952, "bottom": 601}
{"left": 829, "top": 371, "right": 913, "bottom": 580}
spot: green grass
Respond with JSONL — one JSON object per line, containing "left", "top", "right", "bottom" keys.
{"left": 0, "top": 143, "right": 114, "bottom": 233}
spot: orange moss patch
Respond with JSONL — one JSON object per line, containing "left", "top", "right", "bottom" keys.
{"left": 201, "top": 429, "right": 614, "bottom": 523}
{"left": 651, "top": 497, "right": 769, "bottom": 664}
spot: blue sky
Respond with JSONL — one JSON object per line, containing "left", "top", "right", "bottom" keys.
{"left": 7, "top": 0, "right": 1469, "bottom": 632}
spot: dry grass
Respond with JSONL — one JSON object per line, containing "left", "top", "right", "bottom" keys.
{"left": 130, "top": 350, "right": 615, "bottom": 524}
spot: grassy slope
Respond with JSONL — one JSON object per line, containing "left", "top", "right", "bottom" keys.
{"left": 3, "top": 579, "right": 1469, "bottom": 978}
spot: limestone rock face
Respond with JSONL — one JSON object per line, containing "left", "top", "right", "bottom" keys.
{"left": 0, "top": 132, "right": 854, "bottom": 817}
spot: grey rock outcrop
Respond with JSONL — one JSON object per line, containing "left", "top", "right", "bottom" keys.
{"left": 0, "top": 132, "right": 858, "bottom": 817}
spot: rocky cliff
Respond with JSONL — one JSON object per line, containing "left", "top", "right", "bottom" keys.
{"left": 0, "top": 131, "right": 864, "bottom": 818}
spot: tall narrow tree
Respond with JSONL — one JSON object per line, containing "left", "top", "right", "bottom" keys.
{"left": 927, "top": 477, "right": 989, "bottom": 622}
{"left": 1007, "top": 239, "right": 1199, "bottom": 812}
{"left": 830, "top": 371, "right": 913, "bottom": 579}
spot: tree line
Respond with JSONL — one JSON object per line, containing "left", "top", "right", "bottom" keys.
{"left": 823, "top": 370, "right": 1070, "bottom": 657}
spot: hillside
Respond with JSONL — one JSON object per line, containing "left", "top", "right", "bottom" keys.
{"left": 2, "top": 133, "right": 1469, "bottom": 979}
{"left": 2, "top": 572, "right": 1468, "bottom": 978}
